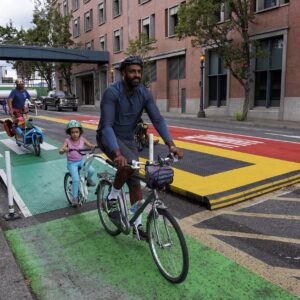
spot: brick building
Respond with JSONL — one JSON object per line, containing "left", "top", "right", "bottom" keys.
{"left": 56, "top": 0, "right": 300, "bottom": 121}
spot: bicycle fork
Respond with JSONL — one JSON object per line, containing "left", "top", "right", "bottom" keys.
{"left": 151, "top": 193, "right": 173, "bottom": 249}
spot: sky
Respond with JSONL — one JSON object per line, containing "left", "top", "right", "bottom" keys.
{"left": 0, "top": 0, "right": 35, "bottom": 78}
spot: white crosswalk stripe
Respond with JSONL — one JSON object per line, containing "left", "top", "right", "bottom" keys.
{"left": 0, "top": 139, "right": 57, "bottom": 154}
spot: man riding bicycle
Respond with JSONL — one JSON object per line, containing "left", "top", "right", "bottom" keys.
{"left": 4, "top": 79, "right": 32, "bottom": 137}
{"left": 7, "top": 78, "right": 31, "bottom": 119}
{"left": 96, "top": 55, "right": 183, "bottom": 240}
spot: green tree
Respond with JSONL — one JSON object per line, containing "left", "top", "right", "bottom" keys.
{"left": 125, "top": 32, "right": 157, "bottom": 87}
{"left": 177, "top": 0, "right": 261, "bottom": 120}
{"left": 0, "top": 21, "right": 19, "bottom": 43}
{"left": 19, "top": 0, "right": 74, "bottom": 91}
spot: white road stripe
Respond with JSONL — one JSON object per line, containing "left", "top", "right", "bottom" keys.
{"left": 181, "top": 134, "right": 264, "bottom": 149}
{"left": 167, "top": 124, "right": 300, "bottom": 145}
{"left": 0, "top": 139, "right": 31, "bottom": 154}
{"left": 41, "top": 142, "right": 57, "bottom": 150}
{"left": 0, "top": 169, "right": 32, "bottom": 217}
{"left": 0, "top": 139, "right": 57, "bottom": 154}
{"left": 265, "top": 133, "right": 300, "bottom": 139}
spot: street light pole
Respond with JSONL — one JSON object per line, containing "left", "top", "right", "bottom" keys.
{"left": 110, "top": 68, "right": 114, "bottom": 83}
{"left": 197, "top": 54, "right": 206, "bottom": 118}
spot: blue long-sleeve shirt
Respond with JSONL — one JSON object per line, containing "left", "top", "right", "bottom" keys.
{"left": 97, "top": 80, "right": 172, "bottom": 152}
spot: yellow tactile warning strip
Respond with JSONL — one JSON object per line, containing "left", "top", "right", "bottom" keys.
{"left": 35, "top": 115, "right": 300, "bottom": 210}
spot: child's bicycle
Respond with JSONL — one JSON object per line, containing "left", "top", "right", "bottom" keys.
{"left": 96, "top": 153, "right": 189, "bottom": 283}
{"left": 134, "top": 119, "right": 159, "bottom": 152}
{"left": 64, "top": 148, "right": 97, "bottom": 206}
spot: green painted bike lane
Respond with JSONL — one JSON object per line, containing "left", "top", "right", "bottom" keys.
{"left": 5, "top": 210, "right": 297, "bottom": 300}
{"left": 0, "top": 134, "right": 115, "bottom": 215}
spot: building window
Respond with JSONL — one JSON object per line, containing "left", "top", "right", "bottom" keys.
{"left": 63, "top": 0, "right": 69, "bottom": 16}
{"left": 72, "top": 0, "right": 79, "bottom": 11}
{"left": 73, "top": 17, "right": 80, "bottom": 37}
{"left": 138, "top": 0, "right": 151, "bottom": 4}
{"left": 166, "top": 6, "right": 178, "bottom": 37}
{"left": 113, "top": 28, "right": 123, "bottom": 53}
{"left": 208, "top": 50, "right": 227, "bottom": 107}
{"left": 86, "top": 40, "right": 94, "bottom": 50}
{"left": 139, "top": 15, "right": 155, "bottom": 41}
{"left": 144, "top": 61, "right": 157, "bottom": 82}
{"left": 168, "top": 56, "right": 185, "bottom": 80}
{"left": 113, "top": 0, "right": 122, "bottom": 18}
{"left": 255, "top": 0, "right": 289, "bottom": 11}
{"left": 99, "top": 35, "right": 107, "bottom": 51}
{"left": 84, "top": 9, "right": 93, "bottom": 32}
{"left": 217, "top": 1, "right": 231, "bottom": 22}
{"left": 98, "top": 1, "right": 106, "bottom": 25}
{"left": 254, "top": 36, "right": 283, "bottom": 107}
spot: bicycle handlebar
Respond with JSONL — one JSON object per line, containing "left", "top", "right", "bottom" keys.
{"left": 68, "top": 146, "right": 99, "bottom": 155}
{"left": 94, "top": 153, "right": 179, "bottom": 170}
{"left": 129, "top": 153, "right": 179, "bottom": 169}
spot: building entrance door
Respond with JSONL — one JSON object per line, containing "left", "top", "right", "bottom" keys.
{"left": 82, "top": 74, "right": 94, "bottom": 105}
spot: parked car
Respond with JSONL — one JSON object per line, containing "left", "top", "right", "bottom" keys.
{"left": 40, "top": 90, "right": 78, "bottom": 112}
{"left": 28, "top": 98, "right": 42, "bottom": 112}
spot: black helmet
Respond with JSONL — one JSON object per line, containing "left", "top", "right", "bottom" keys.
{"left": 119, "top": 55, "right": 143, "bottom": 71}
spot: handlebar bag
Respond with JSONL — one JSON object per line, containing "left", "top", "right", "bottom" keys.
{"left": 145, "top": 165, "right": 174, "bottom": 189}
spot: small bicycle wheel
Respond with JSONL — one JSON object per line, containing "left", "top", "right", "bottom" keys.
{"left": 33, "top": 135, "right": 41, "bottom": 156}
{"left": 97, "top": 179, "right": 121, "bottom": 236}
{"left": 64, "top": 173, "right": 73, "bottom": 205}
{"left": 147, "top": 208, "right": 189, "bottom": 283}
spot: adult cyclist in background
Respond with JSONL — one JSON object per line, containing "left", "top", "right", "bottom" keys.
{"left": 7, "top": 78, "right": 31, "bottom": 120}
{"left": 96, "top": 55, "right": 183, "bottom": 240}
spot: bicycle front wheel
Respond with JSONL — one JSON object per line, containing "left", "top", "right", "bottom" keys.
{"left": 33, "top": 134, "right": 41, "bottom": 156}
{"left": 147, "top": 208, "right": 189, "bottom": 283}
{"left": 97, "top": 179, "right": 121, "bottom": 236}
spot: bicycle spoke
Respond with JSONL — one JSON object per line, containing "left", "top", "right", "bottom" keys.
{"left": 97, "top": 180, "right": 121, "bottom": 236}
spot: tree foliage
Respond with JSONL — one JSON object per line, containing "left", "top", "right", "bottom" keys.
{"left": 176, "top": 0, "right": 259, "bottom": 120}
{"left": 125, "top": 32, "right": 157, "bottom": 87}
{"left": 0, "top": 0, "right": 74, "bottom": 91}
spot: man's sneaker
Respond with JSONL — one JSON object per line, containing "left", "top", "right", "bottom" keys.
{"left": 87, "top": 179, "right": 96, "bottom": 187}
{"left": 133, "top": 224, "right": 148, "bottom": 242}
{"left": 107, "top": 199, "right": 120, "bottom": 224}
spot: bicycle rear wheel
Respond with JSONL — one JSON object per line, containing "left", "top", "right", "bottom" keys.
{"left": 97, "top": 179, "right": 121, "bottom": 236}
{"left": 147, "top": 208, "right": 189, "bottom": 283}
{"left": 33, "top": 134, "right": 41, "bottom": 156}
{"left": 64, "top": 173, "right": 73, "bottom": 205}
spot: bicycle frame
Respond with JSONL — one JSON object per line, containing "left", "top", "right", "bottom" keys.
{"left": 78, "top": 153, "right": 94, "bottom": 200}
{"left": 64, "top": 149, "right": 98, "bottom": 206}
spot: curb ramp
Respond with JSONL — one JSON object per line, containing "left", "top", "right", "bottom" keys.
{"left": 140, "top": 140, "right": 300, "bottom": 210}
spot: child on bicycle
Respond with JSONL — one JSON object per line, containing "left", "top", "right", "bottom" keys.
{"left": 59, "top": 120, "right": 97, "bottom": 205}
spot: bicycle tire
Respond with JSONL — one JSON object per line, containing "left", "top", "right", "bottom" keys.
{"left": 33, "top": 134, "right": 41, "bottom": 156}
{"left": 147, "top": 208, "right": 189, "bottom": 283}
{"left": 64, "top": 173, "right": 73, "bottom": 205}
{"left": 97, "top": 179, "right": 121, "bottom": 236}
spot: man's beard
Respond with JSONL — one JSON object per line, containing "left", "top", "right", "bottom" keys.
{"left": 128, "top": 77, "right": 141, "bottom": 87}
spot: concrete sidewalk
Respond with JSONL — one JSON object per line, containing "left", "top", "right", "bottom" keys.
{"left": 0, "top": 181, "right": 34, "bottom": 300}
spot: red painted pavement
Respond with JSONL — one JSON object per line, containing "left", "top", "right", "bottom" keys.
{"left": 61, "top": 115, "right": 300, "bottom": 163}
